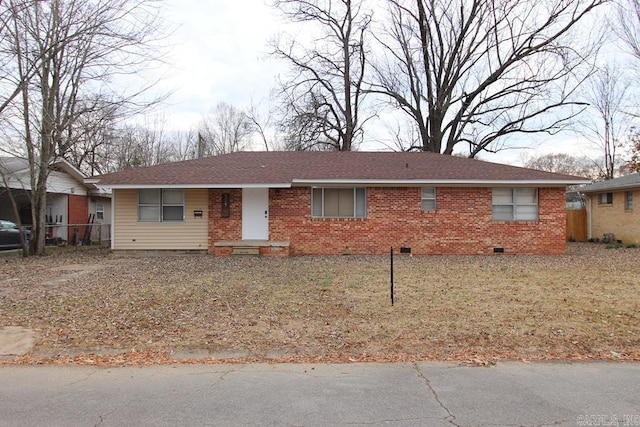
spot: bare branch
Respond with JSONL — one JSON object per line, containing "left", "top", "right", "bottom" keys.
{"left": 0, "top": 0, "right": 168, "bottom": 255}
{"left": 271, "top": 0, "right": 373, "bottom": 151}
{"left": 368, "top": 0, "right": 607, "bottom": 157}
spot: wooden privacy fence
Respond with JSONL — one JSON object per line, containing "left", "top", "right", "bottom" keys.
{"left": 566, "top": 209, "right": 587, "bottom": 241}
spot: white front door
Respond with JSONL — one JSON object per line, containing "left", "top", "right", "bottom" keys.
{"left": 242, "top": 188, "right": 269, "bottom": 240}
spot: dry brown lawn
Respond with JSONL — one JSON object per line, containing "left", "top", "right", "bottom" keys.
{"left": 1, "top": 243, "right": 638, "bottom": 365}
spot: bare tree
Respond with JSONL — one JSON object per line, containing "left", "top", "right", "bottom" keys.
{"left": 198, "top": 103, "right": 254, "bottom": 156}
{"left": 105, "top": 123, "right": 176, "bottom": 170}
{"left": 368, "top": 0, "right": 605, "bottom": 157}
{"left": 70, "top": 120, "right": 199, "bottom": 174}
{"left": 0, "top": 0, "right": 165, "bottom": 256}
{"left": 167, "top": 129, "right": 199, "bottom": 162}
{"left": 272, "top": 0, "right": 372, "bottom": 151}
{"left": 375, "top": 114, "right": 422, "bottom": 152}
{"left": 63, "top": 96, "right": 123, "bottom": 175}
{"left": 0, "top": 1, "right": 54, "bottom": 119}
{"left": 246, "top": 99, "right": 287, "bottom": 151}
{"left": 581, "top": 64, "right": 633, "bottom": 179}
{"left": 522, "top": 152, "right": 601, "bottom": 179}
{"left": 616, "top": 0, "right": 640, "bottom": 61}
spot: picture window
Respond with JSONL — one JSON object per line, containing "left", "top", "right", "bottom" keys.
{"left": 138, "top": 189, "right": 185, "bottom": 222}
{"left": 492, "top": 188, "right": 538, "bottom": 221}
{"left": 311, "top": 188, "right": 366, "bottom": 218}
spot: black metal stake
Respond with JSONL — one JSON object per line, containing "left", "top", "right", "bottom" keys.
{"left": 390, "top": 246, "right": 394, "bottom": 306}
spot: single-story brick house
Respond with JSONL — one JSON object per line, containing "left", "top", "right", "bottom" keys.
{"left": 580, "top": 173, "right": 640, "bottom": 245}
{"left": 89, "top": 151, "right": 589, "bottom": 255}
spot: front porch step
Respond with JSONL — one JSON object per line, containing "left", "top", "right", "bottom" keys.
{"left": 213, "top": 240, "right": 291, "bottom": 257}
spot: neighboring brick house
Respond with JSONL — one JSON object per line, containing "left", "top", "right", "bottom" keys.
{"left": 91, "top": 151, "right": 589, "bottom": 256}
{"left": 580, "top": 173, "right": 640, "bottom": 245}
{"left": 0, "top": 157, "right": 111, "bottom": 244}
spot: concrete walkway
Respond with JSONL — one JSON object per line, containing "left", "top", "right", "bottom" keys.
{"left": 1, "top": 361, "right": 639, "bottom": 426}
{"left": 0, "top": 327, "right": 34, "bottom": 357}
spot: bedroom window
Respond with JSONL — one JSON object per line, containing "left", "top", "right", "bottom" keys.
{"left": 598, "top": 192, "right": 613, "bottom": 205}
{"left": 492, "top": 188, "right": 538, "bottom": 221}
{"left": 138, "top": 189, "right": 184, "bottom": 222}
{"left": 625, "top": 191, "right": 633, "bottom": 210}
{"left": 421, "top": 187, "right": 436, "bottom": 211}
{"left": 311, "top": 188, "right": 366, "bottom": 218}
{"left": 95, "top": 202, "right": 104, "bottom": 221}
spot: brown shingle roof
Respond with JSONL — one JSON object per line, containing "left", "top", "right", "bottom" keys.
{"left": 91, "top": 151, "right": 590, "bottom": 187}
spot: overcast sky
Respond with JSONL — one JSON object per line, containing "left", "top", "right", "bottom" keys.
{"left": 148, "top": 0, "right": 614, "bottom": 166}
{"left": 154, "top": 0, "right": 282, "bottom": 131}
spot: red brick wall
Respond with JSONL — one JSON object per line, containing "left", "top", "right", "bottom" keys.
{"left": 67, "top": 194, "right": 89, "bottom": 243}
{"left": 208, "top": 189, "right": 242, "bottom": 253}
{"left": 208, "top": 187, "right": 567, "bottom": 255}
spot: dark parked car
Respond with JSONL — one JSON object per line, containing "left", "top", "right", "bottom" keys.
{"left": 0, "top": 220, "right": 30, "bottom": 250}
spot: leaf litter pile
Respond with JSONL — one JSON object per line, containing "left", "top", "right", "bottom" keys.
{"left": 1, "top": 243, "right": 638, "bottom": 366}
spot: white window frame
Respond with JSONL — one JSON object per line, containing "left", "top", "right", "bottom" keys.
{"left": 95, "top": 202, "right": 104, "bottom": 221}
{"left": 421, "top": 187, "right": 436, "bottom": 211}
{"left": 138, "top": 189, "right": 185, "bottom": 222}
{"left": 492, "top": 188, "right": 538, "bottom": 221}
{"left": 161, "top": 189, "right": 185, "bottom": 222}
{"left": 311, "top": 187, "right": 366, "bottom": 218}
{"left": 625, "top": 191, "right": 633, "bottom": 210}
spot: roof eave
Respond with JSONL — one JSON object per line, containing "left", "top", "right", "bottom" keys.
{"left": 291, "top": 179, "right": 590, "bottom": 187}
{"left": 97, "top": 179, "right": 589, "bottom": 189}
{"left": 100, "top": 183, "right": 293, "bottom": 189}
{"left": 580, "top": 182, "right": 640, "bottom": 194}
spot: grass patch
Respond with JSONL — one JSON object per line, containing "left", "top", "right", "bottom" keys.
{"left": 1, "top": 243, "right": 638, "bottom": 363}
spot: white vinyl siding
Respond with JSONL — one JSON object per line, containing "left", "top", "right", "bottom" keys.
{"left": 312, "top": 188, "right": 366, "bottom": 218}
{"left": 492, "top": 188, "right": 538, "bottom": 221}
{"left": 114, "top": 189, "right": 208, "bottom": 250}
{"left": 47, "top": 170, "right": 86, "bottom": 195}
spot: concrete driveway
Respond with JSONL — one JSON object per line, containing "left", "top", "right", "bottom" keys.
{"left": 1, "top": 361, "right": 638, "bottom": 426}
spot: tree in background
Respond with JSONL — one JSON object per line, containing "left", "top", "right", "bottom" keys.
{"left": 197, "top": 103, "right": 254, "bottom": 157}
{"left": 64, "top": 96, "right": 122, "bottom": 175}
{"left": 0, "top": 0, "right": 165, "bottom": 256}
{"left": 522, "top": 153, "right": 601, "bottom": 179}
{"left": 614, "top": 0, "right": 640, "bottom": 175}
{"left": 64, "top": 112, "right": 203, "bottom": 174}
{"left": 272, "top": 0, "right": 372, "bottom": 151}
{"left": 616, "top": 0, "right": 640, "bottom": 62}
{"left": 247, "top": 100, "right": 278, "bottom": 151}
{"left": 580, "top": 64, "right": 634, "bottom": 180}
{"left": 622, "top": 129, "right": 640, "bottom": 173}
{"left": 368, "top": 0, "right": 605, "bottom": 157}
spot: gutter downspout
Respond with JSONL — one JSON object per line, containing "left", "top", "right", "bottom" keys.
{"left": 110, "top": 190, "right": 115, "bottom": 250}
{"left": 588, "top": 195, "right": 593, "bottom": 240}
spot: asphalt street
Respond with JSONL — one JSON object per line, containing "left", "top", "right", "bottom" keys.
{"left": 0, "top": 361, "right": 639, "bottom": 426}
